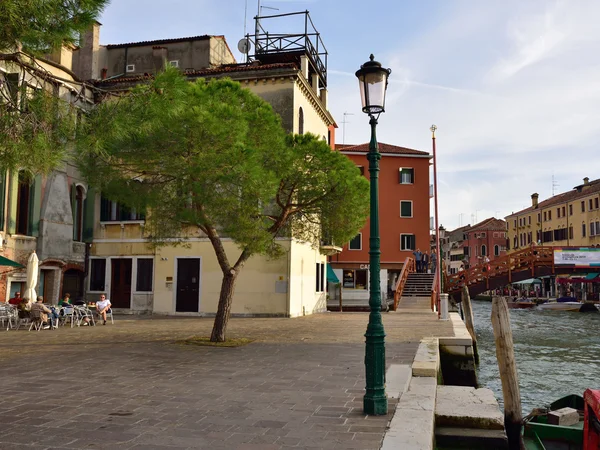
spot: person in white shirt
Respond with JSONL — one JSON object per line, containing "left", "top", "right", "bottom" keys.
{"left": 96, "top": 294, "right": 111, "bottom": 325}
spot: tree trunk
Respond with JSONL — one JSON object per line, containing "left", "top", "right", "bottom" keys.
{"left": 210, "top": 271, "right": 239, "bottom": 342}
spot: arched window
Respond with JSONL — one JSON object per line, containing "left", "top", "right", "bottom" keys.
{"left": 298, "top": 107, "right": 304, "bottom": 135}
{"left": 494, "top": 245, "right": 500, "bottom": 256}
{"left": 74, "top": 186, "right": 84, "bottom": 242}
{"left": 481, "top": 244, "right": 487, "bottom": 256}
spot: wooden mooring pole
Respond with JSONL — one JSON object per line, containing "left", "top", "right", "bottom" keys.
{"left": 461, "top": 286, "right": 479, "bottom": 363}
{"left": 491, "top": 296, "right": 524, "bottom": 450}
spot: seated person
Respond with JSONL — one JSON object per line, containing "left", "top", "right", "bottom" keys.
{"left": 17, "top": 298, "right": 30, "bottom": 319}
{"left": 8, "top": 292, "right": 22, "bottom": 305}
{"left": 59, "top": 293, "right": 72, "bottom": 306}
{"left": 30, "top": 296, "right": 54, "bottom": 329}
{"left": 96, "top": 294, "right": 112, "bottom": 325}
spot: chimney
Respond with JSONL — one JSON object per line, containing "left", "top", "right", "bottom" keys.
{"left": 152, "top": 46, "right": 168, "bottom": 71}
{"left": 584, "top": 177, "right": 589, "bottom": 185}
{"left": 79, "top": 21, "right": 101, "bottom": 80}
{"left": 531, "top": 193, "right": 539, "bottom": 207}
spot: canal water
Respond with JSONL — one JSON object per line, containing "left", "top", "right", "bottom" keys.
{"left": 473, "top": 300, "right": 600, "bottom": 413}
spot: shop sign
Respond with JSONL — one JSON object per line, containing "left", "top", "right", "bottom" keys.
{"left": 554, "top": 248, "right": 600, "bottom": 267}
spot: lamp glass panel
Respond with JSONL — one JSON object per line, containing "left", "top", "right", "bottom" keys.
{"left": 364, "top": 71, "right": 387, "bottom": 113}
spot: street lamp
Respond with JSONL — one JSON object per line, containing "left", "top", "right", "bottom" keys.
{"left": 355, "top": 54, "right": 391, "bottom": 416}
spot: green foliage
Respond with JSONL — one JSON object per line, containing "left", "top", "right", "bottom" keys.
{"left": 0, "top": 0, "right": 109, "bottom": 53}
{"left": 77, "top": 68, "right": 369, "bottom": 264}
{"left": 0, "top": 82, "right": 78, "bottom": 174}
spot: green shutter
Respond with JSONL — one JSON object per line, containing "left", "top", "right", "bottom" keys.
{"left": 70, "top": 182, "right": 76, "bottom": 239}
{"left": 7, "top": 172, "right": 18, "bottom": 234}
{"left": 0, "top": 171, "right": 6, "bottom": 230}
{"left": 28, "top": 175, "right": 42, "bottom": 237}
{"left": 82, "top": 187, "right": 95, "bottom": 242}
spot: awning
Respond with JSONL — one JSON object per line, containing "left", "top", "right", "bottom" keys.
{"left": 586, "top": 273, "right": 599, "bottom": 280}
{"left": 0, "top": 255, "right": 23, "bottom": 268}
{"left": 326, "top": 264, "right": 339, "bottom": 284}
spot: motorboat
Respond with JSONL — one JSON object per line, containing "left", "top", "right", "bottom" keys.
{"left": 538, "top": 301, "right": 583, "bottom": 311}
{"left": 507, "top": 298, "right": 537, "bottom": 309}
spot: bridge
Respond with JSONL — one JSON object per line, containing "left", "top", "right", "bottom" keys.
{"left": 444, "top": 245, "right": 599, "bottom": 299}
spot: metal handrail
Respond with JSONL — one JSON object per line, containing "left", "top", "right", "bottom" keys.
{"left": 393, "top": 256, "right": 415, "bottom": 310}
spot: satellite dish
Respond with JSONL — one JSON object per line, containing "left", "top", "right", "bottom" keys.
{"left": 237, "top": 38, "right": 252, "bottom": 54}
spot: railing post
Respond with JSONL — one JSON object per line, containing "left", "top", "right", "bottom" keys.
{"left": 440, "top": 293, "right": 449, "bottom": 320}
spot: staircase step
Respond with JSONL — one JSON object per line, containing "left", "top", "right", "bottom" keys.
{"left": 435, "top": 427, "right": 508, "bottom": 449}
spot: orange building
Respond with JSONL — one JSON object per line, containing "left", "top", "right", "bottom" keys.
{"left": 329, "top": 142, "right": 431, "bottom": 301}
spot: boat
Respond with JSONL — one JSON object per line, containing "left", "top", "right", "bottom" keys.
{"left": 507, "top": 298, "right": 537, "bottom": 309}
{"left": 538, "top": 301, "right": 583, "bottom": 311}
{"left": 523, "top": 394, "right": 584, "bottom": 449}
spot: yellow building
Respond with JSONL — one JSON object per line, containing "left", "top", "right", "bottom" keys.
{"left": 505, "top": 177, "right": 600, "bottom": 252}
{"left": 73, "top": 16, "right": 337, "bottom": 316}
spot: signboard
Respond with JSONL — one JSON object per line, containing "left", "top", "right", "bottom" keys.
{"left": 554, "top": 248, "right": 600, "bottom": 268}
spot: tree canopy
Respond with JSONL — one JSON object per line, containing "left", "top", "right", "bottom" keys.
{"left": 0, "top": 0, "right": 109, "bottom": 53}
{"left": 77, "top": 68, "right": 369, "bottom": 340}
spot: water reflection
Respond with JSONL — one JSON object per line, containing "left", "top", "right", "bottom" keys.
{"left": 473, "top": 300, "right": 600, "bottom": 412}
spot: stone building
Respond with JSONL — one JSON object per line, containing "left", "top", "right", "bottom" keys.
{"left": 70, "top": 14, "right": 337, "bottom": 316}
{"left": 0, "top": 48, "right": 95, "bottom": 303}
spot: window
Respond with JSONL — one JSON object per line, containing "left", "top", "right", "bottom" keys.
{"left": 528, "top": 216, "right": 531, "bottom": 225}
{"left": 592, "top": 222, "right": 597, "bottom": 237}
{"left": 16, "top": 171, "right": 30, "bottom": 235}
{"left": 357, "top": 165, "right": 365, "bottom": 176}
{"left": 543, "top": 230, "right": 553, "bottom": 242}
{"left": 590, "top": 199, "right": 593, "bottom": 210}
{"left": 582, "top": 223, "right": 587, "bottom": 237}
{"left": 126, "top": 64, "right": 135, "bottom": 72}
{"left": 481, "top": 244, "right": 487, "bottom": 256}
{"left": 513, "top": 236, "right": 518, "bottom": 248}
{"left": 513, "top": 219, "right": 517, "bottom": 228}
{"left": 398, "top": 168, "right": 414, "bottom": 184}
{"left": 298, "top": 107, "right": 304, "bottom": 135}
{"left": 464, "top": 247, "right": 470, "bottom": 257}
{"left": 537, "top": 213, "right": 541, "bottom": 222}
{"left": 169, "top": 60, "right": 179, "bottom": 68}
{"left": 494, "top": 245, "right": 500, "bottom": 256}
{"left": 543, "top": 211, "right": 547, "bottom": 221}
{"left": 596, "top": 198, "right": 599, "bottom": 209}
{"left": 74, "top": 185, "right": 84, "bottom": 242}
{"left": 349, "top": 234, "right": 362, "bottom": 250}
{"left": 400, "top": 234, "right": 415, "bottom": 251}
{"left": 342, "top": 269, "right": 367, "bottom": 289}
{"left": 569, "top": 204, "right": 573, "bottom": 216}
{"left": 89, "top": 259, "right": 106, "bottom": 291}
{"left": 527, "top": 232, "right": 532, "bottom": 244}
{"left": 556, "top": 207, "right": 560, "bottom": 218}
{"left": 136, "top": 259, "right": 153, "bottom": 292}
{"left": 400, "top": 201, "right": 412, "bottom": 218}
{"left": 100, "top": 195, "right": 145, "bottom": 221}
{"left": 315, "top": 263, "right": 326, "bottom": 292}
{"left": 582, "top": 201, "right": 585, "bottom": 213}
{"left": 569, "top": 226, "right": 573, "bottom": 240}
{"left": 548, "top": 210, "right": 552, "bottom": 220}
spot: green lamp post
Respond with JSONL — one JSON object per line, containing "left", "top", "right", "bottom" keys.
{"left": 355, "top": 54, "right": 391, "bottom": 415}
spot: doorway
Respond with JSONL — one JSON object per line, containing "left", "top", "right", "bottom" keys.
{"left": 110, "top": 259, "right": 132, "bottom": 308}
{"left": 176, "top": 258, "right": 200, "bottom": 312}
{"left": 62, "top": 269, "right": 84, "bottom": 302}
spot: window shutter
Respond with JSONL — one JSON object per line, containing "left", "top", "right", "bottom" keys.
{"left": 0, "top": 171, "right": 5, "bottom": 230}
{"left": 70, "top": 183, "right": 77, "bottom": 239}
{"left": 28, "top": 175, "right": 42, "bottom": 237}
{"left": 82, "top": 188, "right": 95, "bottom": 242}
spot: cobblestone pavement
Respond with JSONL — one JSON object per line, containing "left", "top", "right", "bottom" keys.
{"left": 0, "top": 312, "right": 453, "bottom": 449}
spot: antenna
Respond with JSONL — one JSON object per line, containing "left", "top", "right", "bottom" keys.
{"left": 342, "top": 112, "right": 354, "bottom": 144}
{"left": 458, "top": 213, "right": 465, "bottom": 227}
{"left": 552, "top": 173, "right": 559, "bottom": 196}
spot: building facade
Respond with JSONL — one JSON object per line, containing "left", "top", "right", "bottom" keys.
{"left": 505, "top": 177, "right": 600, "bottom": 253}
{"left": 461, "top": 218, "right": 508, "bottom": 268}
{"left": 71, "top": 17, "right": 337, "bottom": 316}
{"left": 328, "top": 143, "right": 431, "bottom": 301}
{"left": 0, "top": 47, "right": 95, "bottom": 303}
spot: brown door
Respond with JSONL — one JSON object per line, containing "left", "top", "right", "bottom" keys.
{"left": 176, "top": 259, "right": 200, "bottom": 312}
{"left": 110, "top": 259, "right": 132, "bottom": 308}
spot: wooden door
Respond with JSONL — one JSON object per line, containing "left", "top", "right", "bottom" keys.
{"left": 110, "top": 259, "right": 132, "bottom": 308}
{"left": 176, "top": 259, "right": 200, "bottom": 312}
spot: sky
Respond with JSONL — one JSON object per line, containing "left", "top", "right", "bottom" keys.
{"left": 98, "top": 0, "right": 600, "bottom": 231}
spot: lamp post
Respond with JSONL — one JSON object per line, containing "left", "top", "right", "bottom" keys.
{"left": 355, "top": 54, "right": 391, "bottom": 416}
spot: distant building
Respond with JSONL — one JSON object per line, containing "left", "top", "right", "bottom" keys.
{"left": 329, "top": 143, "right": 431, "bottom": 301}
{"left": 505, "top": 177, "right": 600, "bottom": 253}
{"left": 461, "top": 218, "right": 507, "bottom": 268}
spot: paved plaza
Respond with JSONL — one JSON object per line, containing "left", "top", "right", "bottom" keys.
{"left": 0, "top": 311, "right": 453, "bottom": 449}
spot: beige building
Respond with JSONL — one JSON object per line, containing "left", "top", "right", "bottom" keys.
{"left": 505, "top": 177, "right": 600, "bottom": 252}
{"left": 72, "top": 17, "right": 337, "bottom": 316}
{"left": 0, "top": 46, "right": 95, "bottom": 303}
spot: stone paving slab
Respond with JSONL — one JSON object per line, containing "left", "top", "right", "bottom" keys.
{"left": 0, "top": 312, "right": 453, "bottom": 449}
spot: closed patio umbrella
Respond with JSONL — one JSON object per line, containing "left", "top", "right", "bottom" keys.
{"left": 23, "top": 252, "right": 39, "bottom": 306}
